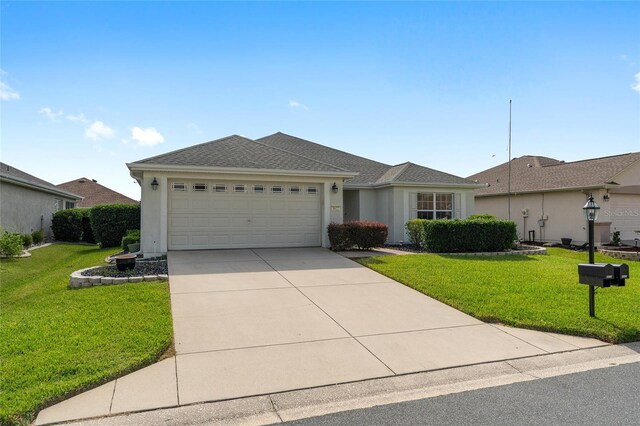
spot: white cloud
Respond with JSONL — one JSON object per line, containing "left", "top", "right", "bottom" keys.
{"left": 85, "top": 121, "right": 115, "bottom": 140}
{"left": 632, "top": 72, "right": 640, "bottom": 93}
{"left": 0, "top": 70, "right": 20, "bottom": 101}
{"left": 66, "top": 113, "right": 89, "bottom": 123}
{"left": 131, "top": 126, "right": 165, "bottom": 146}
{"left": 39, "top": 107, "right": 64, "bottom": 120}
{"left": 288, "top": 100, "right": 309, "bottom": 111}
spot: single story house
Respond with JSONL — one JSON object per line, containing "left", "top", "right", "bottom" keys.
{"left": 0, "top": 162, "right": 82, "bottom": 241}
{"left": 127, "top": 132, "right": 482, "bottom": 256}
{"left": 57, "top": 177, "right": 138, "bottom": 208}
{"left": 468, "top": 152, "right": 640, "bottom": 245}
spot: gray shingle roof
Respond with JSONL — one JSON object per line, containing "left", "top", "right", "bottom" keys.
{"left": 0, "top": 162, "right": 81, "bottom": 199}
{"left": 131, "top": 132, "right": 476, "bottom": 187}
{"left": 57, "top": 178, "right": 138, "bottom": 207}
{"left": 131, "top": 135, "right": 349, "bottom": 174}
{"left": 258, "top": 133, "right": 477, "bottom": 186}
{"left": 468, "top": 153, "right": 640, "bottom": 196}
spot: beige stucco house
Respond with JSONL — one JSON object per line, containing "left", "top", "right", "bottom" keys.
{"left": 0, "top": 162, "right": 82, "bottom": 241}
{"left": 128, "top": 132, "right": 482, "bottom": 257}
{"left": 468, "top": 153, "right": 640, "bottom": 246}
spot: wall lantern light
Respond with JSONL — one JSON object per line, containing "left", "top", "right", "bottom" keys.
{"left": 602, "top": 193, "right": 610, "bottom": 202}
{"left": 331, "top": 183, "right": 339, "bottom": 193}
{"left": 151, "top": 177, "right": 159, "bottom": 191}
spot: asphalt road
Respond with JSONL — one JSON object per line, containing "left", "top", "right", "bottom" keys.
{"left": 285, "top": 362, "right": 640, "bottom": 426}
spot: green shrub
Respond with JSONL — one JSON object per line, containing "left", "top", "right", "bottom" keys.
{"left": 0, "top": 229, "right": 24, "bottom": 257}
{"left": 406, "top": 218, "right": 517, "bottom": 253}
{"left": 51, "top": 209, "right": 84, "bottom": 242}
{"left": 81, "top": 211, "right": 96, "bottom": 243}
{"left": 31, "top": 229, "right": 44, "bottom": 244}
{"left": 405, "top": 219, "right": 425, "bottom": 247}
{"left": 611, "top": 231, "right": 621, "bottom": 246}
{"left": 467, "top": 214, "right": 497, "bottom": 220}
{"left": 90, "top": 204, "right": 141, "bottom": 248}
{"left": 21, "top": 233, "right": 33, "bottom": 248}
{"left": 328, "top": 221, "right": 389, "bottom": 250}
{"left": 121, "top": 229, "right": 141, "bottom": 250}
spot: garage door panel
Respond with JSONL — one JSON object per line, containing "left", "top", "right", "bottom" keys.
{"left": 168, "top": 180, "right": 322, "bottom": 250}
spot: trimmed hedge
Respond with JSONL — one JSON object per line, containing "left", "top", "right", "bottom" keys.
{"left": 0, "top": 229, "right": 23, "bottom": 257}
{"left": 81, "top": 212, "right": 96, "bottom": 243}
{"left": 31, "top": 229, "right": 44, "bottom": 244}
{"left": 405, "top": 219, "right": 425, "bottom": 247}
{"left": 467, "top": 214, "right": 497, "bottom": 221}
{"left": 90, "top": 204, "right": 141, "bottom": 248}
{"left": 51, "top": 209, "right": 85, "bottom": 242}
{"left": 121, "top": 229, "right": 141, "bottom": 250}
{"left": 406, "top": 218, "right": 517, "bottom": 253}
{"left": 328, "top": 221, "right": 389, "bottom": 251}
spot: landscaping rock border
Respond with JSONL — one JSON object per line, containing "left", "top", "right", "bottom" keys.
{"left": 599, "top": 248, "right": 640, "bottom": 262}
{"left": 437, "top": 244, "right": 547, "bottom": 256}
{"left": 69, "top": 267, "right": 168, "bottom": 288}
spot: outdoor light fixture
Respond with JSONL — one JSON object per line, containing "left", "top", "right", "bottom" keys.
{"left": 603, "top": 193, "right": 610, "bottom": 202}
{"left": 331, "top": 183, "right": 339, "bottom": 193}
{"left": 582, "top": 193, "right": 600, "bottom": 222}
{"left": 583, "top": 193, "right": 600, "bottom": 317}
{"left": 151, "top": 177, "right": 159, "bottom": 191}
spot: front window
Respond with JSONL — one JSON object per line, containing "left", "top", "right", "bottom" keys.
{"left": 417, "top": 193, "right": 453, "bottom": 219}
{"left": 65, "top": 201, "right": 76, "bottom": 209}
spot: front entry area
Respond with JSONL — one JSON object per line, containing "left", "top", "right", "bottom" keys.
{"left": 167, "top": 180, "right": 322, "bottom": 250}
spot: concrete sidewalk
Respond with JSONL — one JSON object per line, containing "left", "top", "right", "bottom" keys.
{"left": 36, "top": 248, "right": 608, "bottom": 425}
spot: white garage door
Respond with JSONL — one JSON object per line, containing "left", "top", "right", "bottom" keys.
{"left": 168, "top": 180, "right": 322, "bottom": 250}
{"left": 609, "top": 194, "right": 640, "bottom": 242}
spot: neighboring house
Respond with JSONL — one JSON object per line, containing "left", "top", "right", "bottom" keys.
{"left": 468, "top": 153, "right": 640, "bottom": 245}
{"left": 0, "top": 162, "right": 82, "bottom": 241}
{"left": 127, "top": 132, "right": 482, "bottom": 256}
{"left": 57, "top": 177, "right": 138, "bottom": 208}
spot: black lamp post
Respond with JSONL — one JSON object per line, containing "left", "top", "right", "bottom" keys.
{"left": 582, "top": 193, "right": 600, "bottom": 316}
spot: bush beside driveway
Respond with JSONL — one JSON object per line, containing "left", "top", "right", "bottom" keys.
{"left": 0, "top": 244, "right": 172, "bottom": 426}
{"left": 359, "top": 248, "right": 639, "bottom": 344}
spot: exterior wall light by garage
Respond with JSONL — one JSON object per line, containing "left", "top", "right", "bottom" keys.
{"left": 151, "top": 177, "right": 159, "bottom": 191}
{"left": 331, "top": 183, "right": 339, "bottom": 193}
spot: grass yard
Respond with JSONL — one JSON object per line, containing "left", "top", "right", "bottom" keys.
{"left": 0, "top": 244, "right": 173, "bottom": 426}
{"left": 359, "top": 248, "right": 639, "bottom": 344}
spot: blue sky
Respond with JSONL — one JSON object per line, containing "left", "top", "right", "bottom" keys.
{"left": 1, "top": 1, "right": 639, "bottom": 200}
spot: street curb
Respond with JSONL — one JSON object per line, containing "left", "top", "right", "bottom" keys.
{"left": 59, "top": 342, "right": 640, "bottom": 426}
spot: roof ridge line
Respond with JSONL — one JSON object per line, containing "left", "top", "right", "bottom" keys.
{"left": 542, "top": 151, "right": 640, "bottom": 167}
{"left": 253, "top": 135, "right": 353, "bottom": 173}
{"left": 259, "top": 132, "right": 391, "bottom": 168}
{"left": 130, "top": 134, "right": 247, "bottom": 164}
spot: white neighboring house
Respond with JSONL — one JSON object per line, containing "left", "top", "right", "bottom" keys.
{"left": 128, "top": 132, "right": 482, "bottom": 257}
{"left": 0, "top": 162, "right": 82, "bottom": 241}
{"left": 468, "top": 153, "right": 640, "bottom": 246}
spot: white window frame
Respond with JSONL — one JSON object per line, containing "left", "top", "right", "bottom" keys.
{"left": 54, "top": 199, "right": 62, "bottom": 211}
{"left": 306, "top": 186, "right": 318, "bottom": 195}
{"left": 233, "top": 184, "right": 246, "bottom": 193}
{"left": 417, "top": 192, "right": 454, "bottom": 220}
{"left": 65, "top": 201, "right": 76, "bottom": 209}
{"left": 172, "top": 182, "right": 187, "bottom": 192}
{"left": 214, "top": 184, "right": 227, "bottom": 193}
{"left": 289, "top": 185, "right": 301, "bottom": 194}
{"left": 253, "top": 184, "right": 265, "bottom": 193}
{"left": 271, "top": 185, "right": 284, "bottom": 194}
{"left": 192, "top": 183, "right": 208, "bottom": 192}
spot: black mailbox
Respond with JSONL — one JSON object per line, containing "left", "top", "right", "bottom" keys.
{"left": 610, "top": 264, "right": 629, "bottom": 287}
{"left": 578, "top": 263, "right": 613, "bottom": 287}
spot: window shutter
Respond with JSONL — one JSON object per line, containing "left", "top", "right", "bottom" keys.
{"left": 454, "top": 193, "right": 461, "bottom": 218}
{"left": 409, "top": 192, "right": 418, "bottom": 219}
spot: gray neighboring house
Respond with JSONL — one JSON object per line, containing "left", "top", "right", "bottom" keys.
{"left": 0, "top": 162, "right": 82, "bottom": 240}
{"left": 128, "top": 132, "right": 482, "bottom": 256}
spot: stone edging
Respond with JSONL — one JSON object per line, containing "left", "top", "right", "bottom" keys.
{"left": 69, "top": 267, "right": 168, "bottom": 288}
{"left": 599, "top": 248, "right": 640, "bottom": 261}
{"left": 437, "top": 245, "right": 547, "bottom": 256}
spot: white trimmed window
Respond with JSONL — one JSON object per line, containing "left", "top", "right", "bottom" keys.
{"left": 306, "top": 186, "right": 318, "bottom": 195}
{"left": 253, "top": 184, "right": 265, "bottom": 193}
{"left": 172, "top": 182, "right": 187, "bottom": 191}
{"left": 417, "top": 193, "right": 453, "bottom": 219}
{"left": 233, "top": 184, "right": 246, "bottom": 193}
{"left": 289, "top": 186, "right": 300, "bottom": 194}
{"left": 54, "top": 199, "right": 62, "bottom": 211}
{"left": 271, "top": 185, "right": 283, "bottom": 194}
{"left": 214, "top": 184, "right": 227, "bottom": 193}
{"left": 192, "top": 183, "right": 208, "bottom": 192}
{"left": 65, "top": 201, "right": 76, "bottom": 209}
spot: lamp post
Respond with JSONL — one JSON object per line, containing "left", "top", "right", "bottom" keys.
{"left": 582, "top": 193, "right": 600, "bottom": 317}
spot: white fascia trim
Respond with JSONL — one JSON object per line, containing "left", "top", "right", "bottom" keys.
{"left": 474, "top": 184, "right": 611, "bottom": 197}
{"left": 126, "top": 163, "right": 358, "bottom": 179}
{"left": 0, "top": 176, "right": 83, "bottom": 200}
{"left": 345, "top": 182, "right": 485, "bottom": 190}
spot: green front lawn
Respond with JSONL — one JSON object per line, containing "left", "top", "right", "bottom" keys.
{"left": 0, "top": 244, "right": 173, "bottom": 426}
{"left": 359, "top": 248, "right": 639, "bottom": 344}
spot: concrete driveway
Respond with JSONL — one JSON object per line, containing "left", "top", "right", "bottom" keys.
{"left": 36, "top": 248, "right": 606, "bottom": 425}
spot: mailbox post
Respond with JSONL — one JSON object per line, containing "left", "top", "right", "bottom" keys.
{"left": 582, "top": 194, "right": 600, "bottom": 317}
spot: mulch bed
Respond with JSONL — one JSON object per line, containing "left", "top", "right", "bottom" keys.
{"left": 82, "top": 260, "right": 168, "bottom": 278}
